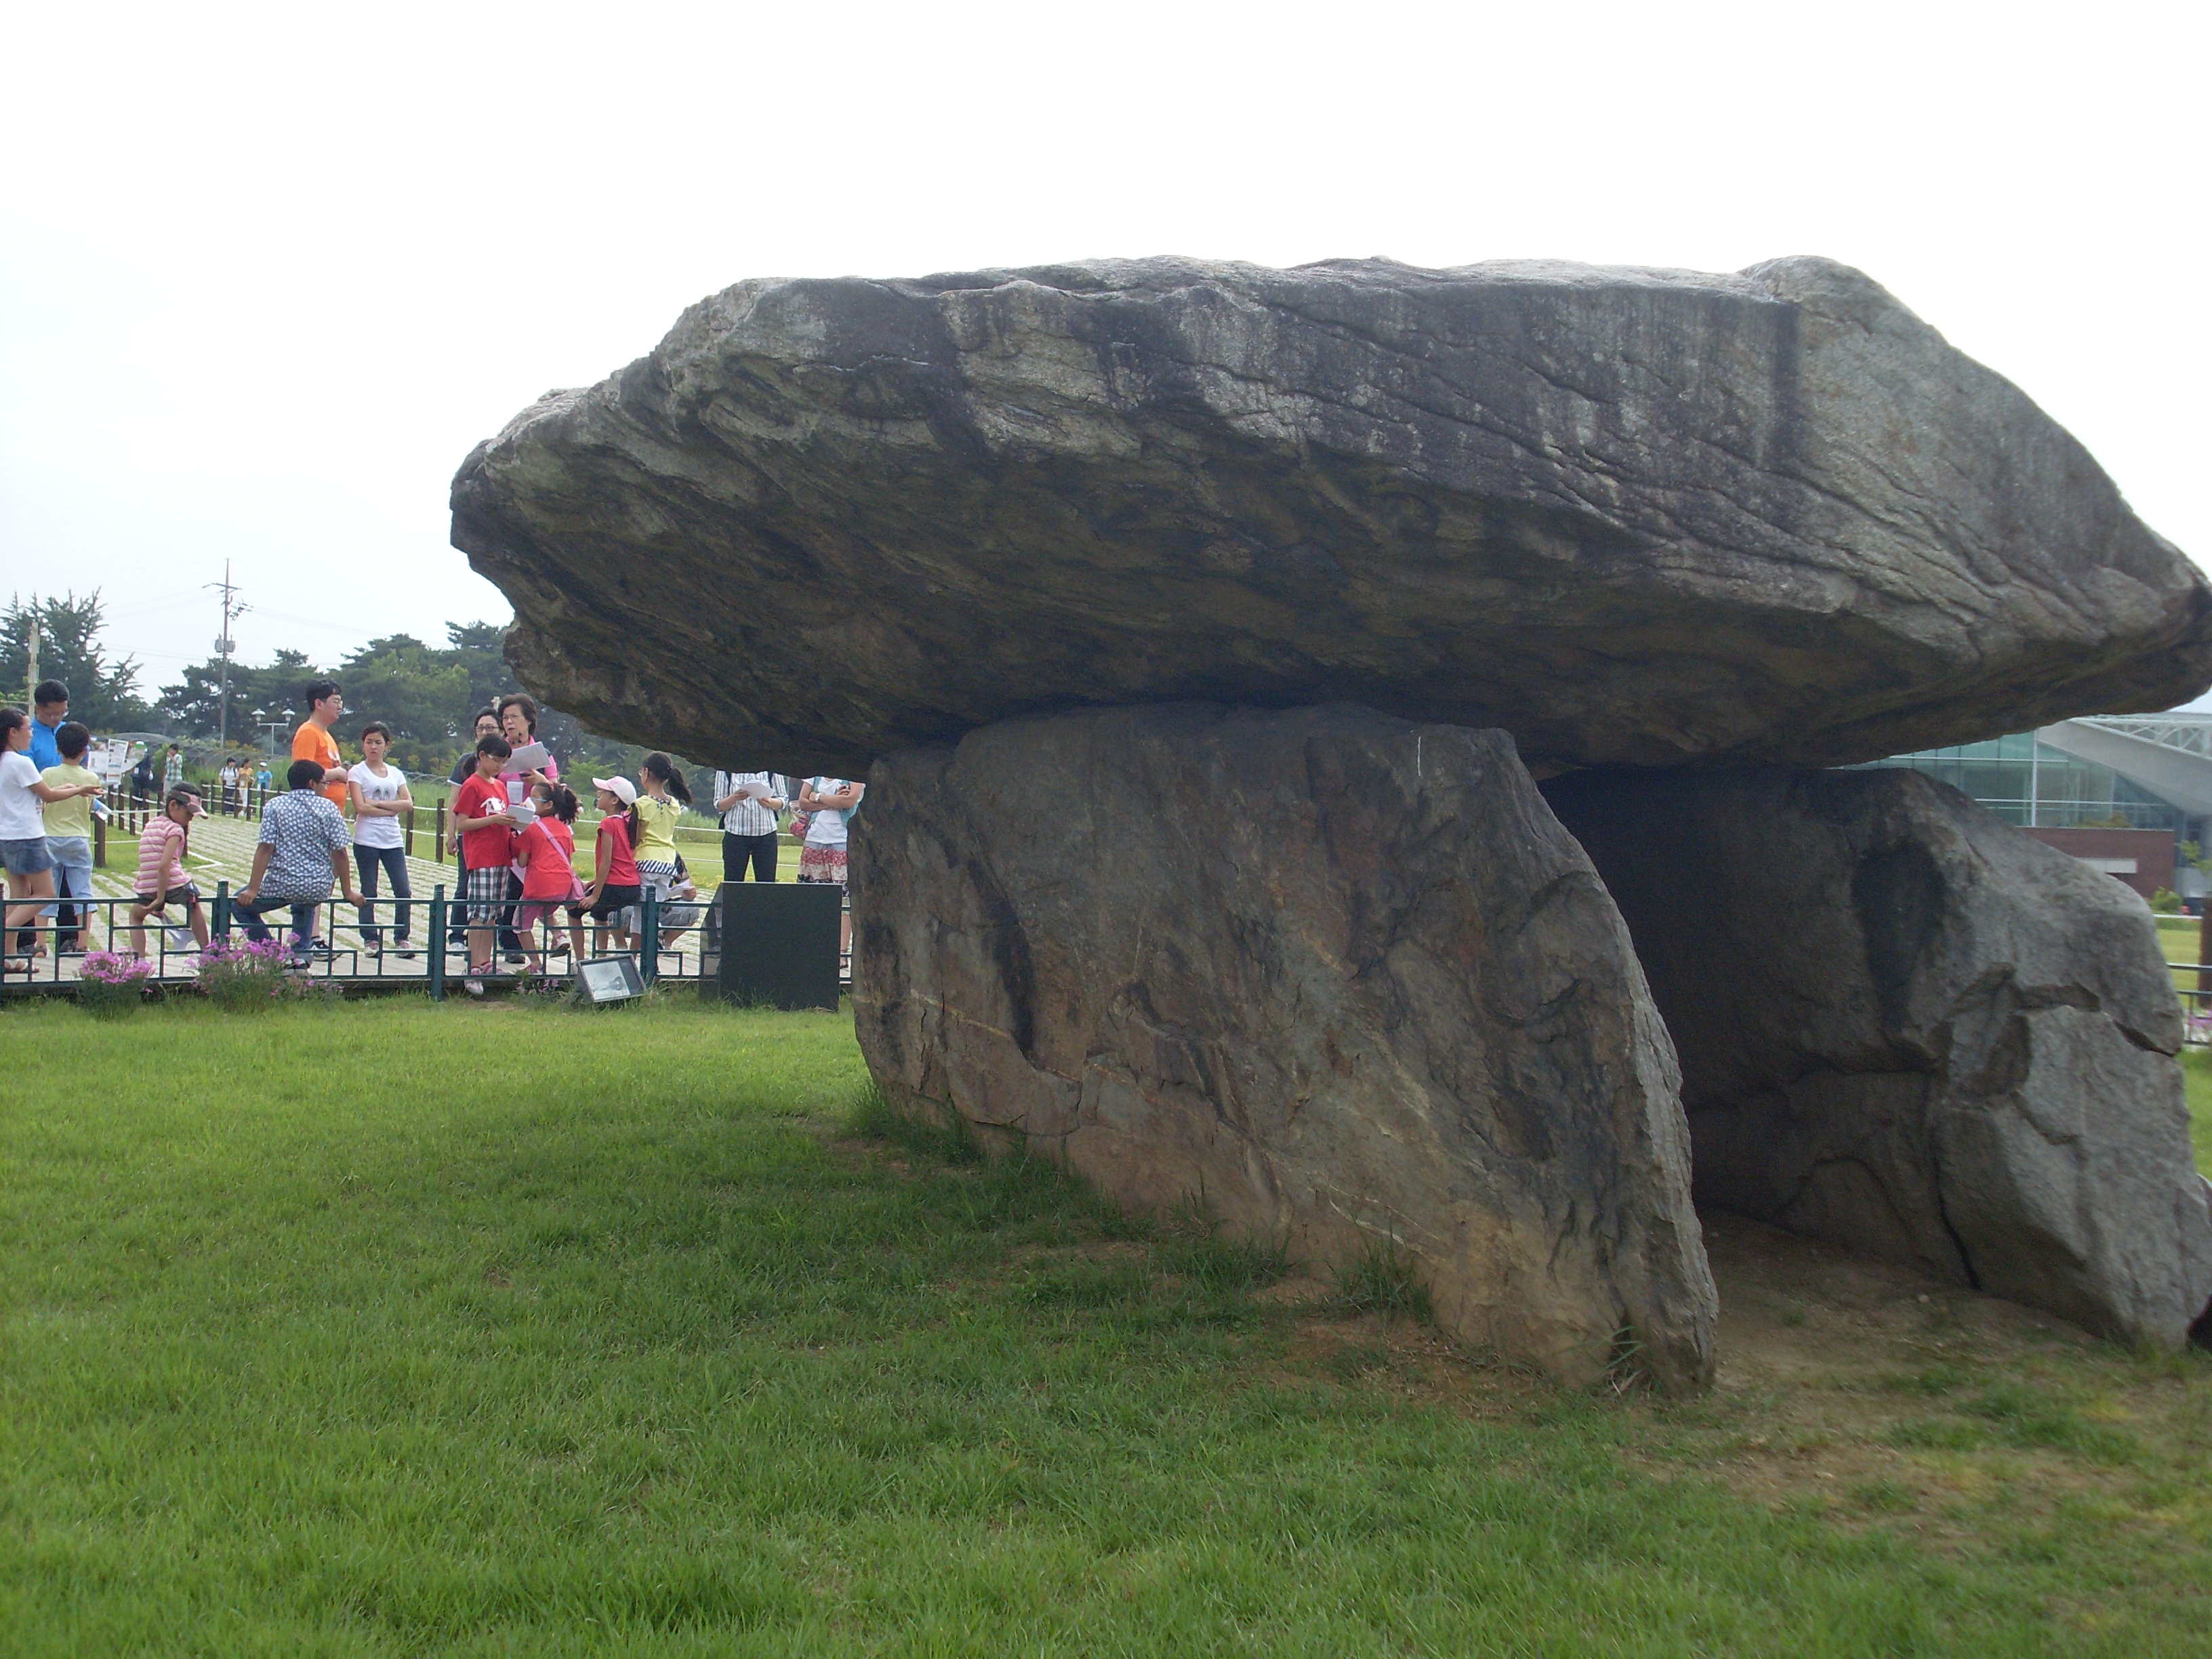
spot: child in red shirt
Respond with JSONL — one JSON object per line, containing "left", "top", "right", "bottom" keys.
{"left": 512, "top": 781, "right": 583, "bottom": 973}
{"left": 570, "top": 776, "right": 642, "bottom": 955}
{"left": 449, "top": 735, "right": 514, "bottom": 990}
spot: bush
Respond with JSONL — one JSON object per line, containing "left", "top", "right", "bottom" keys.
{"left": 2151, "top": 887, "right": 2184, "bottom": 914}
{"left": 75, "top": 951, "right": 155, "bottom": 1019}
{"left": 197, "top": 937, "right": 307, "bottom": 1011}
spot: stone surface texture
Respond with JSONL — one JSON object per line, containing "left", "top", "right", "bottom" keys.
{"left": 1544, "top": 767, "right": 2212, "bottom": 1345}
{"left": 850, "top": 703, "right": 1717, "bottom": 1391}
{"left": 452, "top": 254, "right": 2210, "bottom": 777}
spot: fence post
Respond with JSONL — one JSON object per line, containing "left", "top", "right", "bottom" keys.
{"left": 428, "top": 886, "right": 447, "bottom": 1001}
{"left": 435, "top": 800, "right": 447, "bottom": 863}
{"left": 94, "top": 807, "right": 106, "bottom": 869}
{"left": 640, "top": 891, "right": 659, "bottom": 983}
{"left": 213, "top": 880, "right": 231, "bottom": 942}
{"left": 405, "top": 806, "right": 416, "bottom": 860}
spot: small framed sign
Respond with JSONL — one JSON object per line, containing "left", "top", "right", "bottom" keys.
{"left": 573, "top": 954, "right": 645, "bottom": 1006}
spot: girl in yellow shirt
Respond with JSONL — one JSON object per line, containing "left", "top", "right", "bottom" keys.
{"left": 634, "top": 753, "right": 695, "bottom": 949}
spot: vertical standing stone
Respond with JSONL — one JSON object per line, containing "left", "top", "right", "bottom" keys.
{"left": 852, "top": 704, "right": 1717, "bottom": 1391}
{"left": 1545, "top": 767, "right": 2212, "bottom": 1346}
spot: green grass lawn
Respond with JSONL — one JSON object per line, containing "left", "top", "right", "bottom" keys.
{"left": 3, "top": 996, "right": 2210, "bottom": 1657}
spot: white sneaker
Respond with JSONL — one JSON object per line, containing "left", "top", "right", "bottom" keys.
{"left": 463, "top": 978, "right": 486, "bottom": 998}
{"left": 164, "top": 927, "right": 197, "bottom": 953}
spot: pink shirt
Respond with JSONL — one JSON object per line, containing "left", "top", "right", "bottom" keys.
{"left": 136, "top": 816, "right": 189, "bottom": 895}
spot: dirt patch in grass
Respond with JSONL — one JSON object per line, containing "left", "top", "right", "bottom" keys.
{"left": 1247, "top": 1209, "right": 2210, "bottom": 1531}
{"left": 1619, "top": 1214, "right": 2209, "bottom": 1537}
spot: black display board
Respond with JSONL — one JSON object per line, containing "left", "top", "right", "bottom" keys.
{"left": 714, "top": 882, "right": 844, "bottom": 1010}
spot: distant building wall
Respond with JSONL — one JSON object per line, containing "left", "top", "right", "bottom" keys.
{"left": 2018, "top": 827, "right": 2175, "bottom": 903}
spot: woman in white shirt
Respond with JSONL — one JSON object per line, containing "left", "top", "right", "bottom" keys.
{"left": 797, "top": 776, "right": 863, "bottom": 960}
{"left": 347, "top": 721, "right": 416, "bottom": 956}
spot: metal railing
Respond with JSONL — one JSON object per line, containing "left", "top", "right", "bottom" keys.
{"left": 0, "top": 885, "right": 720, "bottom": 997}
{"left": 1, "top": 880, "right": 853, "bottom": 1000}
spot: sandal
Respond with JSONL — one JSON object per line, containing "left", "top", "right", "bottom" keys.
{"left": 3, "top": 958, "right": 31, "bottom": 976}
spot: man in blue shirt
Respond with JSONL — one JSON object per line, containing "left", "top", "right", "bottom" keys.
{"left": 233, "top": 759, "right": 363, "bottom": 964}
{"left": 28, "top": 680, "right": 67, "bottom": 771}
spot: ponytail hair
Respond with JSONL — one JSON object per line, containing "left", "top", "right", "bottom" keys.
{"left": 642, "top": 751, "right": 691, "bottom": 804}
{"left": 541, "top": 783, "right": 579, "bottom": 823}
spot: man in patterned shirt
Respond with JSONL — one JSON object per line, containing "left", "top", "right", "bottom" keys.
{"left": 232, "top": 758, "right": 363, "bottom": 964}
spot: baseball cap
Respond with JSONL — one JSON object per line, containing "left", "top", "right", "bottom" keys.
{"left": 593, "top": 775, "right": 637, "bottom": 806}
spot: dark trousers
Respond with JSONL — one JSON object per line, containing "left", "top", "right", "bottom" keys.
{"left": 500, "top": 871, "right": 525, "bottom": 953}
{"left": 234, "top": 894, "right": 320, "bottom": 952}
{"left": 723, "top": 830, "right": 779, "bottom": 883}
{"left": 354, "top": 844, "right": 412, "bottom": 941}
{"left": 54, "top": 859, "right": 92, "bottom": 948}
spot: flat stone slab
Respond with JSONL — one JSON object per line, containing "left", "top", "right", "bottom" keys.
{"left": 453, "top": 255, "right": 2210, "bottom": 775}
{"left": 1545, "top": 766, "right": 2212, "bottom": 1346}
{"left": 850, "top": 703, "right": 1717, "bottom": 1390}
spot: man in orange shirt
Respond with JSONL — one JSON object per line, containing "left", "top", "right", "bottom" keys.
{"left": 289, "top": 678, "right": 349, "bottom": 954}
{"left": 291, "top": 680, "right": 349, "bottom": 808}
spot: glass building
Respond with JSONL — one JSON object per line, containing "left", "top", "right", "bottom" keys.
{"left": 1852, "top": 723, "right": 2207, "bottom": 836}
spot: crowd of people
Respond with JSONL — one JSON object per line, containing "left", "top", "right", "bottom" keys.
{"left": 0, "top": 677, "right": 865, "bottom": 986}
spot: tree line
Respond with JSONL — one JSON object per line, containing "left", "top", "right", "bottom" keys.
{"left": 6, "top": 592, "right": 685, "bottom": 787}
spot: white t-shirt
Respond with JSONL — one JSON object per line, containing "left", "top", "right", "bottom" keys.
{"left": 0, "top": 750, "right": 46, "bottom": 840}
{"left": 805, "top": 778, "right": 853, "bottom": 848}
{"left": 348, "top": 760, "right": 409, "bottom": 848}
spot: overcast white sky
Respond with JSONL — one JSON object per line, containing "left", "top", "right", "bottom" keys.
{"left": 4, "top": 0, "right": 2207, "bottom": 707}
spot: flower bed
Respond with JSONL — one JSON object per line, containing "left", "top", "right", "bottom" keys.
{"left": 75, "top": 951, "right": 157, "bottom": 1018}
{"left": 197, "top": 937, "right": 311, "bottom": 1011}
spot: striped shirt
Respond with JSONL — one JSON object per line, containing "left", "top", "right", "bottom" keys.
{"left": 136, "top": 815, "right": 190, "bottom": 896}
{"left": 713, "top": 771, "right": 781, "bottom": 837}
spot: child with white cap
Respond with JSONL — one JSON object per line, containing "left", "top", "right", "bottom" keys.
{"left": 571, "top": 775, "right": 643, "bottom": 954}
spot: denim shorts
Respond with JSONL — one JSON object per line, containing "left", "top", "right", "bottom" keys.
{"left": 47, "top": 835, "right": 93, "bottom": 872}
{"left": 0, "top": 836, "right": 55, "bottom": 876}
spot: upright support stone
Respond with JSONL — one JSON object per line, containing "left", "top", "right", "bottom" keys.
{"left": 852, "top": 704, "right": 1717, "bottom": 1391}
{"left": 1544, "top": 767, "right": 2212, "bottom": 1347}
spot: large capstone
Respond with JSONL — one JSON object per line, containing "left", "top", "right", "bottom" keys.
{"left": 452, "top": 254, "right": 2209, "bottom": 777}
{"left": 1543, "top": 767, "right": 2212, "bottom": 1346}
{"left": 850, "top": 703, "right": 1717, "bottom": 1391}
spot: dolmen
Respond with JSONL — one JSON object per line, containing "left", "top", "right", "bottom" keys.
{"left": 453, "top": 254, "right": 2212, "bottom": 1387}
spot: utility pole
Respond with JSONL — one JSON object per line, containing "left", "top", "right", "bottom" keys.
{"left": 206, "top": 564, "right": 245, "bottom": 748}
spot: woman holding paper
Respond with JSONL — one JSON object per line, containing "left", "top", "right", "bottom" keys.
{"left": 496, "top": 695, "right": 559, "bottom": 802}
{"left": 713, "top": 769, "right": 785, "bottom": 882}
{"left": 495, "top": 695, "right": 558, "bottom": 963}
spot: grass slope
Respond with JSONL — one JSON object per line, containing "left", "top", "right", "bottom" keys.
{"left": 0, "top": 996, "right": 2207, "bottom": 1657}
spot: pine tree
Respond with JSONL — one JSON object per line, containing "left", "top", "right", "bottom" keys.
{"left": 0, "top": 591, "right": 157, "bottom": 731}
